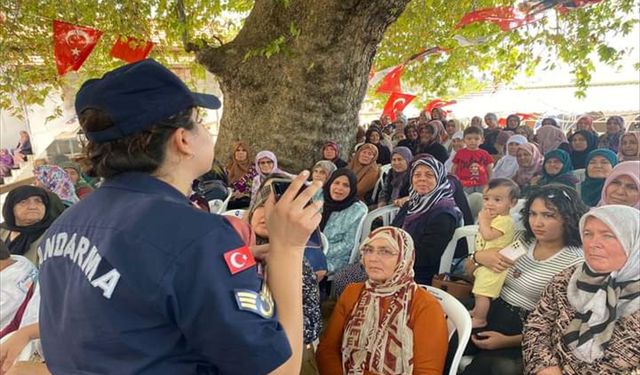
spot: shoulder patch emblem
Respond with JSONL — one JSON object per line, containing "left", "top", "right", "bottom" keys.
{"left": 234, "top": 285, "right": 274, "bottom": 319}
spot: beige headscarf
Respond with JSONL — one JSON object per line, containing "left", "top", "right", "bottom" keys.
{"left": 342, "top": 226, "right": 417, "bottom": 375}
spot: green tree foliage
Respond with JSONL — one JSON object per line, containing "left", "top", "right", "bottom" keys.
{"left": 1, "top": 0, "right": 637, "bottom": 117}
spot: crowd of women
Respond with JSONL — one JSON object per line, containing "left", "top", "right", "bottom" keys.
{"left": 0, "top": 108, "right": 639, "bottom": 375}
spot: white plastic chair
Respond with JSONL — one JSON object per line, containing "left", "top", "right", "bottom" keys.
{"left": 439, "top": 225, "right": 478, "bottom": 274}
{"left": 573, "top": 168, "right": 586, "bottom": 183}
{"left": 348, "top": 214, "right": 368, "bottom": 264}
{"left": 370, "top": 164, "right": 392, "bottom": 203}
{"left": 510, "top": 198, "right": 526, "bottom": 231}
{"left": 221, "top": 209, "right": 246, "bottom": 218}
{"left": 420, "top": 285, "right": 472, "bottom": 375}
{"left": 358, "top": 205, "right": 400, "bottom": 245}
{"left": 320, "top": 231, "right": 329, "bottom": 255}
{"left": 208, "top": 188, "right": 233, "bottom": 214}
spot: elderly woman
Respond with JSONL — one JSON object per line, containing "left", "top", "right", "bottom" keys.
{"left": 461, "top": 185, "right": 588, "bottom": 375}
{"left": 316, "top": 226, "right": 448, "bottom": 375}
{"left": 311, "top": 160, "right": 337, "bottom": 186}
{"left": 33, "top": 165, "right": 79, "bottom": 207}
{"left": 513, "top": 143, "right": 543, "bottom": 193}
{"left": 321, "top": 169, "right": 368, "bottom": 275}
{"left": 321, "top": 141, "right": 347, "bottom": 168}
{"left": 348, "top": 143, "right": 380, "bottom": 202}
{"left": 378, "top": 146, "right": 412, "bottom": 208}
{"left": 60, "top": 161, "right": 94, "bottom": 199}
{"left": 523, "top": 205, "right": 640, "bottom": 375}
{"left": 598, "top": 116, "right": 626, "bottom": 153}
{"left": 580, "top": 149, "right": 618, "bottom": 206}
{"left": 245, "top": 183, "right": 323, "bottom": 373}
{"left": 536, "top": 118, "right": 568, "bottom": 154}
{"left": 493, "top": 135, "right": 528, "bottom": 179}
{"left": 0, "top": 186, "right": 62, "bottom": 264}
{"left": 598, "top": 161, "right": 640, "bottom": 209}
{"left": 392, "top": 156, "right": 462, "bottom": 284}
{"left": 618, "top": 131, "right": 640, "bottom": 161}
{"left": 534, "top": 149, "right": 578, "bottom": 188}
{"left": 0, "top": 149, "right": 15, "bottom": 178}
{"left": 251, "top": 150, "right": 289, "bottom": 204}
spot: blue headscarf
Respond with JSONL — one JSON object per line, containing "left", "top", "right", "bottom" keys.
{"left": 540, "top": 149, "right": 578, "bottom": 187}
{"left": 581, "top": 149, "right": 618, "bottom": 206}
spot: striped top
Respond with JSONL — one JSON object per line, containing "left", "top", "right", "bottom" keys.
{"left": 501, "top": 239, "right": 583, "bottom": 311}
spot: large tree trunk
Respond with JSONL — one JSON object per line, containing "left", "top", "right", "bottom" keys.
{"left": 197, "top": 0, "right": 410, "bottom": 172}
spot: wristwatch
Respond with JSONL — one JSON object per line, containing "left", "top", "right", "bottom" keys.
{"left": 472, "top": 252, "right": 481, "bottom": 267}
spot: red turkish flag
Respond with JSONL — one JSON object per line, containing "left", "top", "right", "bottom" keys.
{"left": 382, "top": 92, "right": 416, "bottom": 122}
{"left": 376, "top": 65, "right": 404, "bottom": 94}
{"left": 456, "top": 7, "right": 535, "bottom": 31}
{"left": 223, "top": 245, "right": 256, "bottom": 275}
{"left": 110, "top": 36, "right": 154, "bottom": 63}
{"left": 425, "top": 99, "right": 457, "bottom": 112}
{"left": 53, "top": 20, "right": 103, "bottom": 76}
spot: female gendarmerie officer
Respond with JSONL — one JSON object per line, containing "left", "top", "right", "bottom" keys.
{"left": 37, "top": 59, "right": 323, "bottom": 375}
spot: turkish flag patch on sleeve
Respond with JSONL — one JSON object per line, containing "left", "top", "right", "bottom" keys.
{"left": 223, "top": 246, "right": 256, "bottom": 275}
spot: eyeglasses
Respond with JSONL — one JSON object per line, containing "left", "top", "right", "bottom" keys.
{"left": 360, "top": 248, "right": 399, "bottom": 258}
{"left": 258, "top": 160, "right": 274, "bottom": 166}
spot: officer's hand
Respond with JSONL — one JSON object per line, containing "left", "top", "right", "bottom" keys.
{"left": 264, "top": 171, "right": 323, "bottom": 250}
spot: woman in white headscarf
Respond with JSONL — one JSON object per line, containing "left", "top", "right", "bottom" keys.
{"left": 523, "top": 205, "right": 640, "bottom": 375}
{"left": 492, "top": 135, "right": 528, "bottom": 179}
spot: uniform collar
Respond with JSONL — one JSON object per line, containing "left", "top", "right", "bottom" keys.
{"left": 102, "top": 172, "right": 191, "bottom": 205}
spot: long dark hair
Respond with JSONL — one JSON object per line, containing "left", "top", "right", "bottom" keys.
{"left": 520, "top": 184, "right": 588, "bottom": 247}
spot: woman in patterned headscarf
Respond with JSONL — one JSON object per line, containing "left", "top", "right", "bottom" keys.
{"left": 392, "top": 156, "right": 461, "bottom": 284}
{"left": 317, "top": 226, "right": 448, "bottom": 375}
{"left": 598, "top": 116, "right": 626, "bottom": 153}
{"left": 34, "top": 165, "right": 79, "bottom": 207}
{"left": 523, "top": 205, "right": 640, "bottom": 375}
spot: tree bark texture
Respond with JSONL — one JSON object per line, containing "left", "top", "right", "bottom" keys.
{"left": 197, "top": 0, "right": 411, "bottom": 171}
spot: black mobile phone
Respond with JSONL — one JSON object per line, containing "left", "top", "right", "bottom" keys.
{"left": 270, "top": 178, "right": 309, "bottom": 201}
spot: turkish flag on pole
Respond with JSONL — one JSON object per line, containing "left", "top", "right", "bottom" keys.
{"left": 376, "top": 65, "right": 405, "bottom": 94}
{"left": 110, "top": 36, "right": 154, "bottom": 63}
{"left": 382, "top": 92, "right": 416, "bottom": 122}
{"left": 53, "top": 20, "right": 103, "bottom": 76}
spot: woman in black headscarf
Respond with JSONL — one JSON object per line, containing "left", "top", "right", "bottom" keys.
{"left": 0, "top": 186, "right": 63, "bottom": 264}
{"left": 365, "top": 127, "right": 391, "bottom": 165}
{"left": 568, "top": 130, "right": 598, "bottom": 169}
{"left": 320, "top": 168, "right": 368, "bottom": 275}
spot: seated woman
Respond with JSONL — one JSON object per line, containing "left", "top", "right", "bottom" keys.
{"left": 523, "top": 205, "right": 640, "bottom": 375}
{"left": 321, "top": 169, "right": 368, "bottom": 276}
{"left": 321, "top": 141, "right": 347, "bottom": 168}
{"left": 492, "top": 135, "right": 528, "bottom": 179}
{"left": 580, "top": 149, "right": 618, "bottom": 207}
{"left": 245, "top": 183, "right": 322, "bottom": 368}
{"left": 12, "top": 131, "right": 32, "bottom": 162}
{"left": 0, "top": 149, "right": 15, "bottom": 179}
{"left": 378, "top": 146, "right": 412, "bottom": 208}
{"left": 618, "top": 131, "right": 640, "bottom": 161}
{"left": 513, "top": 143, "right": 543, "bottom": 195}
{"left": 316, "top": 226, "right": 449, "bottom": 375}
{"left": 461, "top": 185, "right": 588, "bottom": 375}
{"left": 568, "top": 130, "right": 598, "bottom": 170}
{"left": 535, "top": 118, "right": 567, "bottom": 154}
{"left": 311, "top": 160, "right": 337, "bottom": 186}
{"left": 33, "top": 165, "right": 79, "bottom": 207}
{"left": 251, "top": 150, "right": 287, "bottom": 205}
{"left": 0, "top": 186, "right": 63, "bottom": 264}
{"left": 443, "top": 119, "right": 463, "bottom": 151}
{"left": 531, "top": 149, "right": 578, "bottom": 189}
{"left": 348, "top": 144, "right": 380, "bottom": 203}
{"left": 365, "top": 127, "right": 391, "bottom": 165}
{"left": 444, "top": 131, "right": 464, "bottom": 174}
{"left": 60, "top": 162, "right": 94, "bottom": 199}
{"left": 0, "top": 239, "right": 37, "bottom": 336}
{"left": 397, "top": 124, "right": 419, "bottom": 153}
{"left": 598, "top": 161, "right": 639, "bottom": 209}
{"left": 598, "top": 116, "right": 625, "bottom": 153}
{"left": 226, "top": 141, "right": 257, "bottom": 209}
{"left": 392, "top": 156, "right": 462, "bottom": 285}
{"left": 416, "top": 121, "right": 449, "bottom": 164}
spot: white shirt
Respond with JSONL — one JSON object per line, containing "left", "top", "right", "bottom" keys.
{"left": 0, "top": 255, "right": 38, "bottom": 331}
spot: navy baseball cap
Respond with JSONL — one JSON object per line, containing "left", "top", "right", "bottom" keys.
{"left": 75, "top": 59, "right": 221, "bottom": 143}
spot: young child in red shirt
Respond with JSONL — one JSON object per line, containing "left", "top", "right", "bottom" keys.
{"left": 452, "top": 127, "right": 494, "bottom": 194}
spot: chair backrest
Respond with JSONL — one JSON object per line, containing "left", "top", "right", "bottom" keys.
{"left": 208, "top": 188, "right": 233, "bottom": 214}
{"left": 320, "top": 231, "right": 330, "bottom": 255}
{"left": 348, "top": 213, "right": 369, "bottom": 264}
{"left": 420, "top": 285, "right": 472, "bottom": 375}
{"left": 358, "top": 205, "right": 400, "bottom": 245}
{"left": 370, "top": 164, "right": 392, "bottom": 204}
{"left": 438, "top": 225, "right": 478, "bottom": 274}
{"left": 573, "top": 168, "right": 586, "bottom": 183}
{"left": 221, "top": 209, "right": 246, "bottom": 218}
{"left": 510, "top": 198, "right": 526, "bottom": 231}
